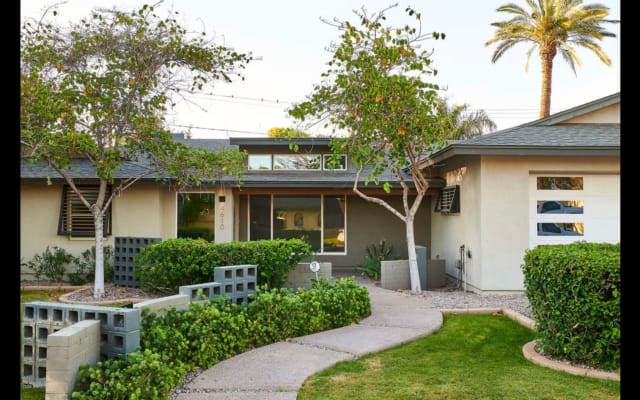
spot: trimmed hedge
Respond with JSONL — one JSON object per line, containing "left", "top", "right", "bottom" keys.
{"left": 71, "top": 277, "right": 371, "bottom": 399}
{"left": 522, "top": 241, "right": 620, "bottom": 371}
{"left": 133, "top": 238, "right": 313, "bottom": 292}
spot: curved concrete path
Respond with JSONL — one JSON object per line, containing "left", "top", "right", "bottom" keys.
{"left": 174, "top": 280, "right": 443, "bottom": 400}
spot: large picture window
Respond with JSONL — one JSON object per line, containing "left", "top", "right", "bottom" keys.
{"left": 249, "top": 194, "right": 346, "bottom": 253}
{"left": 177, "top": 193, "right": 215, "bottom": 241}
{"left": 58, "top": 185, "right": 112, "bottom": 237}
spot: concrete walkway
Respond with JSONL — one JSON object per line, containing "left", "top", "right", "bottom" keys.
{"left": 174, "top": 279, "right": 443, "bottom": 400}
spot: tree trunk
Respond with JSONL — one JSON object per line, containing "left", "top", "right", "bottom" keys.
{"left": 405, "top": 212, "right": 422, "bottom": 294}
{"left": 539, "top": 52, "right": 554, "bottom": 118}
{"left": 93, "top": 210, "right": 105, "bottom": 299}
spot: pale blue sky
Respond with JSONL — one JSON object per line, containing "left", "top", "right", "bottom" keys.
{"left": 21, "top": 0, "right": 621, "bottom": 137}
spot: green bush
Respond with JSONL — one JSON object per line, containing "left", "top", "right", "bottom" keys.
{"left": 522, "top": 241, "right": 620, "bottom": 371}
{"left": 71, "top": 277, "right": 371, "bottom": 399}
{"left": 139, "top": 277, "right": 370, "bottom": 370}
{"left": 68, "top": 245, "right": 115, "bottom": 286}
{"left": 177, "top": 226, "right": 213, "bottom": 241}
{"left": 134, "top": 238, "right": 313, "bottom": 292}
{"left": 71, "top": 349, "right": 188, "bottom": 400}
{"left": 355, "top": 239, "right": 398, "bottom": 280}
{"left": 22, "top": 246, "right": 75, "bottom": 283}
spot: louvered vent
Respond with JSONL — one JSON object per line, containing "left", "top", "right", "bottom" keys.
{"left": 58, "top": 185, "right": 112, "bottom": 237}
{"left": 434, "top": 185, "right": 460, "bottom": 214}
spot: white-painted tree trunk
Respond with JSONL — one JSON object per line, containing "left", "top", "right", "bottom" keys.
{"left": 405, "top": 213, "right": 422, "bottom": 294}
{"left": 93, "top": 210, "right": 105, "bottom": 299}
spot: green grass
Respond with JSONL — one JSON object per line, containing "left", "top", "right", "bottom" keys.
{"left": 297, "top": 314, "right": 620, "bottom": 400}
{"left": 20, "top": 387, "right": 44, "bottom": 400}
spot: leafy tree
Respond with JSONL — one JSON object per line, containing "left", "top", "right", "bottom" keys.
{"left": 267, "top": 127, "right": 311, "bottom": 138}
{"left": 436, "top": 98, "right": 497, "bottom": 140}
{"left": 20, "top": 2, "right": 251, "bottom": 298}
{"left": 485, "top": 0, "right": 619, "bottom": 118}
{"left": 289, "top": 4, "right": 451, "bottom": 293}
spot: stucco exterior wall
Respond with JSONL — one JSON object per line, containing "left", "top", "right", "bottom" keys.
{"left": 479, "top": 155, "right": 619, "bottom": 292}
{"left": 561, "top": 103, "right": 620, "bottom": 124}
{"left": 429, "top": 156, "right": 482, "bottom": 289}
{"left": 321, "top": 195, "right": 430, "bottom": 268}
{"left": 430, "top": 155, "right": 619, "bottom": 293}
{"left": 21, "top": 183, "right": 178, "bottom": 279}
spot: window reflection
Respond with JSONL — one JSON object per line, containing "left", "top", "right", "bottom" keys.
{"left": 248, "top": 194, "right": 346, "bottom": 253}
{"left": 537, "top": 222, "right": 584, "bottom": 236}
{"left": 537, "top": 177, "right": 583, "bottom": 190}
{"left": 537, "top": 200, "right": 584, "bottom": 214}
{"left": 273, "top": 154, "right": 321, "bottom": 170}
{"left": 177, "top": 193, "right": 215, "bottom": 241}
{"left": 248, "top": 155, "right": 272, "bottom": 170}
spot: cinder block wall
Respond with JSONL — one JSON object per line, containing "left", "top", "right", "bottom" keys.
{"left": 133, "top": 294, "right": 190, "bottom": 316}
{"left": 45, "top": 320, "right": 101, "bottom": 400}
{"left": 283, "top": 262, "right": 332, "bottom": 290}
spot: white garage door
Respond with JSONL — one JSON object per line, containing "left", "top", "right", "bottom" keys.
{"left": 529, "top": 174, "right": 620, "bottom": 248}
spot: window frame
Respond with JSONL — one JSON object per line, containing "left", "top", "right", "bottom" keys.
{"left": 273, "top": 154, "right": 322, "bottom": 170}
{"left": 247, "top": 194, "right": 347, "bottom": 254}
{"left": 57, "top": 185, "right": 112, "bottom": 238}
{"left": 322, "top": 154, "right": 347, "bottom": 171}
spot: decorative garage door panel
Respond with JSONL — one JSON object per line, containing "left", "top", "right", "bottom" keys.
{"left": 529, "top": 174, "right": 619, "bottom": 248}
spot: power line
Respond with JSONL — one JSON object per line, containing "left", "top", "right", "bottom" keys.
{"left": 170, "top": 124, "right": 268, "bottom": 136}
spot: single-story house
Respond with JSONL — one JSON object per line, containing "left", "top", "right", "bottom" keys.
{"left": 20, "top": 136, "right": 440, "bottom": 280}
{"left": 20, "top": 92, "right": 619, "bottom": 293}
{"left": 420, "top": 92, "right": 620, "bottom": 293}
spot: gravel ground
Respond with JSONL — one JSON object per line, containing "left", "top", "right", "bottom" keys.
{"left": 410, "top": 285, "right": 533, "bottom": 319}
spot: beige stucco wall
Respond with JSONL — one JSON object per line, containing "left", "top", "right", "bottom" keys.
{"left": 429, "top": 156, "right": 482, "bottom": 289}
{"left": 482, "top": 155, "right": 617, "bottom": 292}
{"left": 430, "top": 155, "right": 619, "bottom": 293}
{"left": 561, "top": 103, "right": 620, "bottom": 124}
{"left": 20, "top": 184, "right": 176, "bottom": 279}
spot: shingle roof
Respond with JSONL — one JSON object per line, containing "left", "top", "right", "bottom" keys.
{"left": 21, "top": 136, "right": 438, "bottom": 189}
{"left": 460, "top": 124, "right": 619, "bottom": 147}
{"left": 420, "top": 92, "right": 620, "bottom": 167}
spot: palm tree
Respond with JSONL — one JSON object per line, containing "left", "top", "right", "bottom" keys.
{"left": 485, "top": 0, "right": 619, "bottom": 118}
{"left": 437, "top": 98, "right": 497, "bottom": 140}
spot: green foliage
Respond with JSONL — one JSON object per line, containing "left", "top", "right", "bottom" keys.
{"left": 68, "top": 245, "right": 115, "bottom": 285}
{"left": 134, "top": 238, "right": 313, "bottom": 292}
{"left": 20, "top": 1, "right": 250, "bottom": 295}
{"left": 355, "top": 239, "right": 398, "bottom": 280}
{"left": 267, "top": 127, "right": 311, "bottom": 138}
{"left": 140, "top": 298, "right": 251, "bottom": 368}
{"left": 71, "top": 349, "right": 189, "bottom": 400}
{"left": 136, "top": 277, "right": 369, "bottom": 369}
{"left": 22, "top": 246, "right": 75, "bottom": 282}
{"left": 177, "top": 226, "right": 213, "bottom": 241}
{"left": 288, "top": 4, "right": 450, "bottom": 188}
{"left": 485, "top": 0, "right": 618, "bottom": 117}
{"left": 288, "top": 4, "right": 450, "bottom": 293}
{"left": 522, "top": 242, "right": 620, "bottom": 371}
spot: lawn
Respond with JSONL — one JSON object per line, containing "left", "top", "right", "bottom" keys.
{"left": 297, "top": 313, "right": 620, "bottom": 400}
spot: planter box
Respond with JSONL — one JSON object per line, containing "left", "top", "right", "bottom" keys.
{"left": 283, "top": 262, "right": 332, "bottom": 290}
{"left": 381, "top": 260, "right": 410, "bottom": 290}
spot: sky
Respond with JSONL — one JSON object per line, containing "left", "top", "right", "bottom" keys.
{"left": 20, "top": 0, "right": 621, "bottom": 138}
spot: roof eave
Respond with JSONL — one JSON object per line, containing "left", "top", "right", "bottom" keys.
{"left": 420, "top": 145, "right": 620, "bottom": 168}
